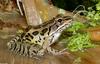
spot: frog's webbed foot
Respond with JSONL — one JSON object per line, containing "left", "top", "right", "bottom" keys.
{"left": 47, "top": 47, "right": 70, "bottom": 55}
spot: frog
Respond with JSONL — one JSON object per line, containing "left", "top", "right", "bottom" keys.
{"left": 7, "top": 14, "right": 73, "bottom": 58}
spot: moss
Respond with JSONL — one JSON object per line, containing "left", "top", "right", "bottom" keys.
{"left": 66, "top": 33, "right": 95, "bottom": 52}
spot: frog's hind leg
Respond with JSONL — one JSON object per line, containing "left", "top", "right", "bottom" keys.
{"left": 47, "top": 46, "right": 69, "bottom": 55}
{"left": 7, "top": 35, "right": 21, "bottom": 50}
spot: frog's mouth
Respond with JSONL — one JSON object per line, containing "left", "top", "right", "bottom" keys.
{"left": 49, "top": 19, "right": 73, "bottom": 36}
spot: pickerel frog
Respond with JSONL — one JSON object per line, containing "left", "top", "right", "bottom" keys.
{"left": 7, "top": 14, "right": 73, "bottom": 58}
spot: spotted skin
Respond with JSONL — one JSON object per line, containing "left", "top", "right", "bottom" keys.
{"left": 7, "top": 14, "right": 73, "bottom": 58}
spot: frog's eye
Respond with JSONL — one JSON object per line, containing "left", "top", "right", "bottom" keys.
{"left": 57, "top": 19, "right": 62, "bottom": 23}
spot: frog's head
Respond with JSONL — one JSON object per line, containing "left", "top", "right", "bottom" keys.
{"left": 55, "top": 14, "right": 72, "bottom": 26}
{"left": 50, "top": 14, "right": 73, "bottom": 34}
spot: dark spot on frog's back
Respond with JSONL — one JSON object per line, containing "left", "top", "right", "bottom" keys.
{"left": 25, "top": 35, "right": 28, "bottom": 37}
{"left": 35, "top": 41, "right": 38, "bottom": 43}
{"left": 42, "top": 28, "right": 48, "bottom": 33}
{"left": 21, "top": 33, "right": 25, "bottom": 38}
{"left": 26, "top": 38, "right": 31, "bottom": 41}
{"left": 32, "top": 31, "right": 39, "bottom": 36}
{"left": 38, "top": 40, "right": 40, "bottom": 42}
{"left": 27, "top": 33, "right": 34, "bottom": 39}
{"left": 48, "top": 26, "right": 51, "bottom": 35}
{"left": 40, "top": 28, "right": 48, "bottom": 35}
{"left": 43, "top": 37, "right": 45, "bottom": 40}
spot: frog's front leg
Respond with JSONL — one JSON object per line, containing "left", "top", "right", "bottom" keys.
{"left": 43, "top": 36, "right": 69, "bottom": 55}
